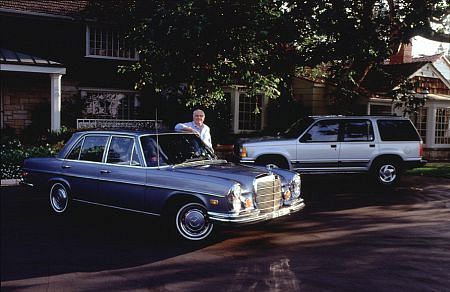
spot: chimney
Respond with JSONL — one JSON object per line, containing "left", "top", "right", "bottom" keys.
{"left": 389, "top": 43, "right": 412, "bottom": 64}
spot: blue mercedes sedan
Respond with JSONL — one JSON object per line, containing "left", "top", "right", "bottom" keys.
{"left": 22, "top": 130, "right": 305, "bottom": 241}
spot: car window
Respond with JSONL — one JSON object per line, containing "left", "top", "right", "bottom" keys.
{"left": 66, "top": 138, "right": 83, "bottom": 160}
{"left": 377, "top": 119, "right": 421, "bottom": 141}
{"left": 79, "top": 136, "right": 109, "bottom": 162}
{"left": 106, "top": 136, "right": 135, "bottom": 165}
{"left": 131, "top": 145, "right": 141, "bottom": 166}
{"left": 140, "top": 134, "right": 216, "bottom": 165}
{"left": 283, "top": 117, "right": 315, "bottom": 138}
{"left": 342, "top": 120, "right": 374, "bottom": 142}
{"left": 301, "top": 120, "right": 339, "bottom": 142}
{"left": 140, "top": 136, "right": 168, "bottom": 167}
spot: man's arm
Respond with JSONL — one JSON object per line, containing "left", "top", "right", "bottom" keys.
{"left": 175, "top": 122, "right": 194, "bottom": 132}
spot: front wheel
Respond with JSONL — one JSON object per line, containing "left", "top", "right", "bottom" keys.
{"left": 174, "top": 202, "right": 214, "bottom": 241}
{"left": 372, "top": 160, "right": 401, "bottom": 187}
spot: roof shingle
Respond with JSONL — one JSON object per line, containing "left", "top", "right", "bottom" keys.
{"left": 0, "top": 0, "right": 89, "bottom": 17}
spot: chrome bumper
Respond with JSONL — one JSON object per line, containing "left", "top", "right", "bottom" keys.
{"left": 208, "top": 199, "right": 305, "bottom": 225}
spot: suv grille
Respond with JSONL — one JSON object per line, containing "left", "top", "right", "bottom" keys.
{"left": 255, "top": 175, "right": 282, "bottom": 214}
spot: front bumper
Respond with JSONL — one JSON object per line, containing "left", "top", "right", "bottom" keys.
{"left": 208, "top": 199, "right": 305, "bottom": 225}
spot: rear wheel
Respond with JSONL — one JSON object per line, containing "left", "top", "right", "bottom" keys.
{"left": 371, "top": 160, "right": 401, "bottom": 187}
{"left": 173, "top": 202, "right": 214, "bottom": 241}
{"left": 49, "top": 182, "right": 69, "bottom": 214}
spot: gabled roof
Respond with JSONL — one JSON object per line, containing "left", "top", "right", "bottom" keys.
{"left": 0, "top": 0, "right": 89, "bottom": 19}
{"left": 362, "top": 62, "right": 429, "bottom": 93}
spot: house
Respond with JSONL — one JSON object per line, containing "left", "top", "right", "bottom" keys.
{"left": 292, "top": 44, "right": 450, "bottom": 160}
{"left": 0, "top": 1, "right": 272, "bottom": 140}
{"left": 0, "top": 0, "right": 140, "bottom": 135}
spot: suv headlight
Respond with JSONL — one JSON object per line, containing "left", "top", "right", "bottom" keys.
{"left": 289, "top": 174, "right": 301, "bottom": 198}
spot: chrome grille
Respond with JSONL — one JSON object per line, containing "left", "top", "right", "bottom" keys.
{"left": 255, "top": 175, "right": 282, "bottom": 214}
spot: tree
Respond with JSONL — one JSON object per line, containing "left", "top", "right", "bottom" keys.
{"left": 87, "top": 0, "right": 449, "bottom": 113}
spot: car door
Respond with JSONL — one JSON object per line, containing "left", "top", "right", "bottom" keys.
{"left": 98, "top": 135, "right": 147, "bottom": 211}
{"left": 338, "top": 119, "right": 376, "bottom": 171}
{"left": 295, "top": 119, "right": 340, "bottom": 171}
{"left": 61, "top": 135, "right": 109, "bottom": 202}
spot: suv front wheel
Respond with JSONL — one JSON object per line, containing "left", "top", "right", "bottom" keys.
{"left": 371, "top": 159, "right": 401, "bottom": 187}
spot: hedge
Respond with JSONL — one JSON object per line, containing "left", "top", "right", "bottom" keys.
{"left": 1, "top": 138, "right": 59, "bottom": 179}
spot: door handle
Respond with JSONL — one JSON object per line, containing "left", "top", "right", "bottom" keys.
{"left": 330, "top": 144, "right": 337, "bottom": 148}
{"left": 100, "top": 170, "right": 111, "bottom": 174}
{"left": 61, "top": 165, "right": 71, "bottom": 169}
{"left": 369, "top": 144, "right": 375, "bottom": 148}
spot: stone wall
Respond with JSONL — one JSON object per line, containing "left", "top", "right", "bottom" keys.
{"left": 1, "top": 72, "right": 50, "bottom": 133}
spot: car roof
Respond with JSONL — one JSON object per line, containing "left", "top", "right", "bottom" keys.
{"left": 74, "top": 129, "right": 186, "bottom": 137}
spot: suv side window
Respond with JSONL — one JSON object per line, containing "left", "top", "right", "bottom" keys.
{"left": 301, "top": 120, "right": 339, "bottom": 142}
{"left": 79, "top": 136, "right": 109, "bottom": 162}
{"left": 342, "top": 120, "right": 374, "bottom": 142}
{"left": 377, "top": 120, "right": 421, "bottom": 141}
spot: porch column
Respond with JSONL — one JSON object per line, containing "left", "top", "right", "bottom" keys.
{"left": 50, "top": 73, "right": 62, "bottom": 132}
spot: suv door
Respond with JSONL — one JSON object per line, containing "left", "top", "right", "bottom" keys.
{"left": 338, "top": 119, "right": 376, "bottom": 171}
{"left": 295, "top": 119, "right": 340, "bottom": 171}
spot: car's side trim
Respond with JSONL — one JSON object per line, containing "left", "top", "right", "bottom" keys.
{"left": 73, "top": 199, "right": 161, "bottom": 217}
{"left": 59, "top": 172, "right": 225, "bottom": 198}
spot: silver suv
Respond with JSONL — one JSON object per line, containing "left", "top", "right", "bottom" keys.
{"left": 236, "top": 116, "right": 426, "bottom": 186}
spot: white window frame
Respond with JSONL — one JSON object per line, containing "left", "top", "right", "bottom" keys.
{"left": 228, "top": 87, "right": 267, "bottom": 134}
{"left": 85, "top": 25, "right": 139, "bottom": 61}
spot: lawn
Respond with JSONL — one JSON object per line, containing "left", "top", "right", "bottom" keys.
{"left": 406, "top": 162, "right": 450, "bottom": 179}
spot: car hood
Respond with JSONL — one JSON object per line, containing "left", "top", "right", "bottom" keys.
{"left": 173, "top": 162, "right": 293, "bottom": 190}
{"left": 172, "top": 162, "right": 272, "bottom": 188}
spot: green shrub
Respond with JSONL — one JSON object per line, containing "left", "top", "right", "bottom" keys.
{"left": 1, "top": 138, "right": 58, "bottom": 179}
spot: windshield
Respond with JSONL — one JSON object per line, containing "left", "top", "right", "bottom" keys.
{"left": 140, "top": 133, "right": 216, "bottom": 166}
{"left": 283, "top": 117, "right": 315, "bottom": 138}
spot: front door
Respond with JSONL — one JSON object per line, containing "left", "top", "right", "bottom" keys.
{"left": 295, "top": 119, "right": 340, "bottom": 172}
{"left": 98, "top": 136, "right": 146, "bottom": 211}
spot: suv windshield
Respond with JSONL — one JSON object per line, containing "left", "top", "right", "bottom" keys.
{"left": 140, "top": 134, "right": 216, "bottom": 166}
{"left": 283, "top": 117, "right": 315, "bottom": 138}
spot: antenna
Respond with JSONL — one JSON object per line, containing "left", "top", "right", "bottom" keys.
{"left": 155, "top": 108, "right": 160, "bottom": 168}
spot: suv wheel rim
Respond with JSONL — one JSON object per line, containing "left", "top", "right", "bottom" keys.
{"left": 176, "top": 203, "right": 213, "bottom": 241}
{"left": 379, "top": 164, "right": 396, "bottom": 183}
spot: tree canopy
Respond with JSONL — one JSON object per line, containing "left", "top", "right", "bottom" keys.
{"left": 88, "top": 0, "right": 450, "bottom": 109}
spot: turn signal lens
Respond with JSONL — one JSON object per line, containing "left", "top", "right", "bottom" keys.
{"left": 244, "top": 198, "right": 252, "bottom": 208}
{"left": 284, "top": 190, "right": 292, "bottom": 200}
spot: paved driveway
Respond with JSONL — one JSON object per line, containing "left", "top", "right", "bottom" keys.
{"left": 1, "top": 175, "right": 449, "bottom": 291}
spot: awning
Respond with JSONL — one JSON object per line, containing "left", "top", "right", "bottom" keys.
{"left": 0, "top": 48, "right": 66, "bottom": 74}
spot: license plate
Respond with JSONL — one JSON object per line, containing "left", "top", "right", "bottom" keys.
{"left": 272, "top": 208, "right": 290, "bottom": 218}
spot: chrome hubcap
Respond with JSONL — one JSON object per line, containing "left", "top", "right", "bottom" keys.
{"left": 379, "top": 165, "right": 397, "bottom": 183}
{"left": 176, "top": 203, "right": 213, "bottom": 240}
{"left": 50, "top": 184, "right": 68, "bottom": 212}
